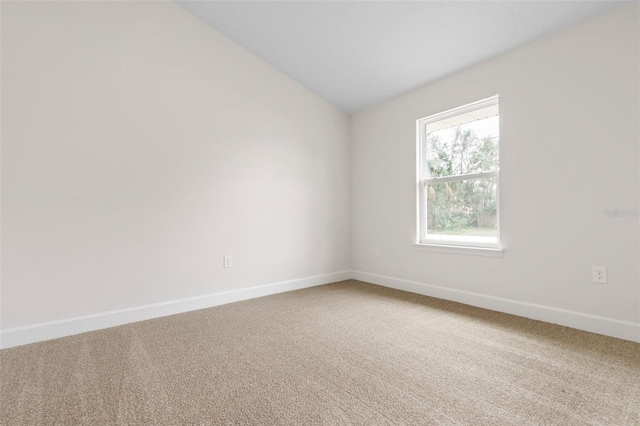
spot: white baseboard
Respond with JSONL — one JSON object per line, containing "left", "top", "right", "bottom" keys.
{"left": 0, "top": 271, "right": 351, "bottom": 349}
{"left": 3, "top": 270, "right": 638, "bottom": 349}
{"left": 351, "top": 270, "right": 640, "bottom": 343}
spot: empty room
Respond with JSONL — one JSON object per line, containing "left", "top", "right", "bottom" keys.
{"left": 1, "top": 1, "right": 639, "bottom": 424}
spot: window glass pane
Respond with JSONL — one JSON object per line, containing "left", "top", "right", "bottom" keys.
{"left": 426, "top": 115, "right": 499, "bottom": 178}
{"left": 425, "top": 176, "right": 497, "bottom": 239}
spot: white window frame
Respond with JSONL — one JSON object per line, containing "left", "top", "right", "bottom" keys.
{"left": 416, "top": 96, "right": 501, "bottom": 252}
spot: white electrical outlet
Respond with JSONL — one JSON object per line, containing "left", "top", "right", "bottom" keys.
{"left": 224, "top": 256, "right": 233, "bottom": 268}
{"left": 373, "top": 246, "right": 379, "bottom": 257}
{"left": 592, "top": 266, "right": 607, "bottom": 283}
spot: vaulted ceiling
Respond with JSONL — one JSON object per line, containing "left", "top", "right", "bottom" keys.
{"left": 176, "top": 1, "right": 629, "bottom": 114}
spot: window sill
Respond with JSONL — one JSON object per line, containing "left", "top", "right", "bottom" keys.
{"left": 412, "top": 243, "right": 503, "bottom": 257}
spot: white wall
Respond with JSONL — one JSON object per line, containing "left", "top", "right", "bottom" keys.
{"left": 350, "top": 3, "right": 640, "bottom": 340}
{"left": 1, "top": 2, "right": 350, "bottom": 335}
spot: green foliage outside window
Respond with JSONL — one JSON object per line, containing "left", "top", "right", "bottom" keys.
{"left": 426, "top": 127, "right": 498, "bottom": 235}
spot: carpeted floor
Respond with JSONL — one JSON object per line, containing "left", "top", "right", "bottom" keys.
{"left": 1, "top": 280, "right": 639, "bottom": 425}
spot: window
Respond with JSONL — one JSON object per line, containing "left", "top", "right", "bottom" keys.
{"left": 417, "top": 96, "right": 500, "bottom": 249}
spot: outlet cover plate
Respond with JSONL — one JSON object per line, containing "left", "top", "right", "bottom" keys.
{"left": 592, "top": 266, "right": 607, "bottom": 283}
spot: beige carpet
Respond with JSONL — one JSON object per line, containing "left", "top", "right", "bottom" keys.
{"left": 1, "top": 280, "right": 639, "bottom": 425}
